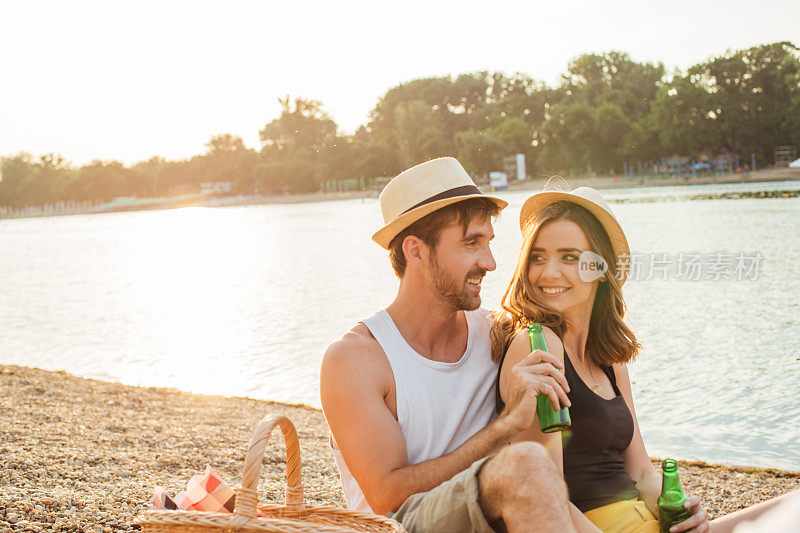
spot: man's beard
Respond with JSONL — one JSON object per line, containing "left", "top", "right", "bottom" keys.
{"left": 427, "top": 252, "right": 484, "bottom": 312}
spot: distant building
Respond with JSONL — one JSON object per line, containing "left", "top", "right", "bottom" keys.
{"left": 502, "top": 153, "right": 527, "bottom": 181}
{"left": 489, "top": 171, "right": 508, "bottom": 190}
{"left": 201, "top": 182, "right": 232, "bottom": 196}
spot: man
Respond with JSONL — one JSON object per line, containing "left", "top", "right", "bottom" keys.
{"left": 320, "top": 157, "right": 576, "bottom": 532}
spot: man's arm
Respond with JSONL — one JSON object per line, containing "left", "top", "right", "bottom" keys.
{"left": 321, "top": 324, "right": 572, "bottom": 515}
{"left": 320, "top": 327, "right": 515, "bottom": 515}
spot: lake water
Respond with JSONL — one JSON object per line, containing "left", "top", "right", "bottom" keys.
{"left": 2, "top": 180, "right": 799, "bottom": 470}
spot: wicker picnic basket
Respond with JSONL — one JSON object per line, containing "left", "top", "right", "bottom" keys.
{"left": 135, "top": 413, "right": 405, "bottom": 532}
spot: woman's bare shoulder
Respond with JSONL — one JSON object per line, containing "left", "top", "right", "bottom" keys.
{"left": 541, "top": 326, "right": 564, "bottom": 358}
{"left": 611, "top": 362, "right": 632, "bottom": 388}
{"left": 503, "top": 324, "right": 565, "bottom": 368}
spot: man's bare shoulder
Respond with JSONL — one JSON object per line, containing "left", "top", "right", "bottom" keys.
{"left": 321, "top": 322, "right": 391, "bottom": 380}
{"left": 324, "top": 322, "right": 382, "bottom": 359}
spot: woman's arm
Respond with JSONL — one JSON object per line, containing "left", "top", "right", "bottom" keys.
{"left": 615, "top": 363, "right": 661, "bottom": 514}
{"left": 616, "top": 364, "right": 710, "bottom": 532}
{"left": 500, "top": 328, "right": 602, "bottom": 533}
{"left": 499, "top": 327, "right": 567, "bottom": 469}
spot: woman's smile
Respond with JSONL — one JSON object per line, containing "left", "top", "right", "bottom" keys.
{"left": 539, "top": 286, "right": 571, "bottom": 296}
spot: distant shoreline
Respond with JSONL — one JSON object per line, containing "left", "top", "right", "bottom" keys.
{"left": 209, "top": 167, "right": 800, "bottom": 208}
{"left": 503, "top": 167, "right": 800, "bottom": 193}
{"left": 1, "top": 364, "right": 798, "bottom": 530}
{"left": 1, "top": 168, "right": 798, "bottom": 220}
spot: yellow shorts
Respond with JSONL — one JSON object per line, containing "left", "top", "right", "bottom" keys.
{"left": 583, "top": 498, "right": 660, "bottom": 533}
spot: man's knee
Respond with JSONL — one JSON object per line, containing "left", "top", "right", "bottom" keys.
{"left": 479, "top": 442, "right": 562, "bottom": 504}
{"left": 488, "top": 442, "right": 557, "bottom": 483}
{"left": 477, "top": 442, "right": 568, "bottom": 528}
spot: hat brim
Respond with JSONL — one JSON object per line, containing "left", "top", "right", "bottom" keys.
{"left": 372, "top": 194, "right": 508, "bottom": 249}
{"left": 519, "top": 191, "right": 630, "bottom": 284}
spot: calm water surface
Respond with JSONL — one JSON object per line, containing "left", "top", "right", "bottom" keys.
{"left": 2, "top": 180, "right": 799, "bottom": 470}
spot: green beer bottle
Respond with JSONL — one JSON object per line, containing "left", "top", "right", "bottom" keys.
{"left": 528, "top": 323, "right": 571, "bottom": 433}
{"left": 657, "top": 459, "right": 692, "bottom": 533}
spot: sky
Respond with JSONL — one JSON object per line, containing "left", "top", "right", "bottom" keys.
{"left": 1, "top": 0, "right": 798, "bottom": 166}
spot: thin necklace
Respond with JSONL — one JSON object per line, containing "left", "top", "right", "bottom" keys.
{"left": 572, "top": 351, "right": 601, "bottom": 393}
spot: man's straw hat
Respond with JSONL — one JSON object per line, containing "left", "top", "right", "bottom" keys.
{"left": 372, "top": 157, "right": 508, "bottom": 249}
{"left": 519, "top": 186, "right": 631, "bottom": 284}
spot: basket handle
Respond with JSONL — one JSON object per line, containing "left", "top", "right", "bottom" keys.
{"left": 232, "top": 414, "right": 305, "bottom": 523}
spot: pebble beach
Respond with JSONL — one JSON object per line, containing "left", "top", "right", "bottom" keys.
{"left": 1, "top": 365, "right": 798, "bottom": 532}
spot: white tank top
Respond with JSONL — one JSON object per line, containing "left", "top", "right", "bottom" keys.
{"left": 329, "top": 308, "right": 499, "bottom": 514}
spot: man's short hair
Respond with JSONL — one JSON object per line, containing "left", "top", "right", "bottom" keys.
{"left": 388, "top": 197, "right": 500, "bottom": 277}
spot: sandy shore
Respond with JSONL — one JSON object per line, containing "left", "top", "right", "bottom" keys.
{"left": 1, "top": 365, "right": 798, "bottom": 532}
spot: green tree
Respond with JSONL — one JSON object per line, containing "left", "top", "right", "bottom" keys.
{"left": 202, "top": 134, "right": 259, "bottom": 193}
{"left": 592, "top": 102, "right": 630, "bottom": 172}
{"left": 365, "top": 75, "right": 493, "bottom": 169}
{"left": 258, "top": 97, "right": 339, "bottom": 193}
{"left": 648, "top": 42, "right": 800, "bottom": 165}
{"left": 622, "top": 114, "right": 663, "bottom": 163}
{"left": 562, "top": 51, "right": 664, "bottom": 117}
{"left": 394, "top": 99, "right": 452, "bottom": 165}
{"left": 130, "top": 156, "right": 166, "bottom": 198}
{"left": 687, "top": 41, "right": 800, "bottom": 164}
{"left": 0, "top": 153, "right": 35, "bottom": 207}
{"left": 349, "top": 126, "right": 398, "bottom": 181}
{"left": 649, "top": 76, "right": 714, "bottom": 156}
{"left": 71, "top": 160, "right": 130, "bottom": 201}
{"left": 260, "top": 96, "right": 336, "bottom": 152}
{"left": 12, "top": 154, "right": 72, "bottom": 206}
{"left": 540, "top": 101, "right": 596, "bottom": 174}
{"left": 539, "top": 51, "right": 665, "bottom": 173}
{"left": 492, "top": 117, "right": 531, "bottom": 156}
{"left": 454, "top": 129, "right": 504, "bottom": 178}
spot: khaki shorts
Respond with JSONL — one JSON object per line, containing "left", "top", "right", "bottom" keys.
{"left": 583, "top": 498, "right": 659, "bottom": 533}
{"left": 388, "top": 457, "right": 495, "bottom": 533}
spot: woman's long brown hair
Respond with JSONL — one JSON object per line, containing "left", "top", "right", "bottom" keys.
{"left": 490, "top": 200, "right": 641, "bottom": 366}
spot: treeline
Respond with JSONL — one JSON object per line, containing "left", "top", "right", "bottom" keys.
{"left": 1, "top": 41, "right": 798, "bottom": 208}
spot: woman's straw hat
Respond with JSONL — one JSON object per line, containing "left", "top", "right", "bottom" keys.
{"left": 519, "top": 186, "right": 631, "bottom": 284}
{"left": 372, "top": 157, "right": 508, "bottom": 249}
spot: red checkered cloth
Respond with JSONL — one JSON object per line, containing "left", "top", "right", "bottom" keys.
{"left": 153, "top": 465, "right": 235, "bottom": 513}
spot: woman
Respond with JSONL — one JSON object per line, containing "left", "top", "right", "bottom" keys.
{"left": 491, "top": 186, "right": 792, "bottom": 533}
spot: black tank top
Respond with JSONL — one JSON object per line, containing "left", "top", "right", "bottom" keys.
{"left": 561, "top": 351, "right": 639, "bottom": 511}
{"left": 494, "top": 348, "right": 640, "bottom": 512}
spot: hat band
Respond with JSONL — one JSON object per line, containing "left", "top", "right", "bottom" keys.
{"left": 401, "top": 184, "right": 481, "bottom": 215}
